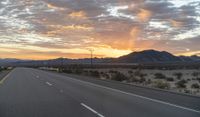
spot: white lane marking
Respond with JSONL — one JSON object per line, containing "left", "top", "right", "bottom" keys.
{"left": 66, "top": 76, "right": 200, "bottom": 114}
{"left": 60, "top": 89, "right": 63, "bottom": 93}
{"left": 0, "top": 73, "right": 10, "bottom": 84}
{"left": 36, "top": 76, "right": 39, "bottom": 78}
{"left": 46, "top": 82, "right": 53, "bottom": 86}
{"left": 81, "top": 103, "right": 105, "bottom": 117}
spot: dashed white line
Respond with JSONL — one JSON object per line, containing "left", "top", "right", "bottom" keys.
{"left": 46, "top": 82, "right": 53, "bottom": 86}
{"left": 60, "top": 89, "right": 64, "bottom": 93}
{"left": 81, "top": 103, "right": 105, "bottom": 117}
{"left": 66, "top": 76, "right": 200, "bottom": 114}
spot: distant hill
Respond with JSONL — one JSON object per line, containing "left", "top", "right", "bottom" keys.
{"left": 1, "top": 50, "right": 200, "bottom": 66}
{"left": 179, "top": 55, "right": 200, "bottom": 62}
{"left": 0, "top": 58, "right": 22, "bottom": 66}
{"left": 115, "top": 50, "right": 182, "bottom": 63}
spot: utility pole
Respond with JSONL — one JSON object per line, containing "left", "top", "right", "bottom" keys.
{"left": 89, "top": 49, "right": 94, "bottom": 68}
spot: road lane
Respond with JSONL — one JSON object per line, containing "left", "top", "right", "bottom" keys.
{"left": 28, "top": 68, "right": 200, "bottom": 117}
{"left": 0, "top": 68, "right": 200, "bottom": 117}
{"left": 0, "top": 68, "right": 96, "bottom": 117}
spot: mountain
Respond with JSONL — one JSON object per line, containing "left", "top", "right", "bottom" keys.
{"left": 0, "top": 58, "right": 23, "bottom": 66}
{"left": 115, "top": 50, "right": 183, "bottom": 63}
{"left": 1, "top": 50, "right": 200, "bottom": 66}
{"left": 179, "top": 55, "right": 200, "bottom": 62}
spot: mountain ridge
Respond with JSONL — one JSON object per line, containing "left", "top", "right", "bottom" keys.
{"left": 0, "top": 50, "right": 200, "bottom": 66}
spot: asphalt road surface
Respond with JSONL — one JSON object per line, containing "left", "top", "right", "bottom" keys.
{"left": 0, "top": 68, "right": 200, "bottom": 117}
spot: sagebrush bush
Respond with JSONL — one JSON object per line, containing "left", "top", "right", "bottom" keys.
{"left": 173, "top": 73, "right": 183, "bottom": 80}
{"left": 191, "top": 83, "right": 200, "bottom": 89}
{"left": 176, "top": 79, "right": 187, "bottom": 88}
{"left": 111, "top": 72, "right": 128, "bottom": 81}
{"left": 154, "top": 80, "right": 170, "bottom": 89}
{"left": 154, "top": 73, "right": 166, "bottom": 79}
{"left": 166, "top": 77, "right": 174, "bottom": 82}
{"left": 89, "top": 70, "right": 100, "bottom": 78}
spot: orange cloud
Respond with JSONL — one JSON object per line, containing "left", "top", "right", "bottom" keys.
{"left": 46, "top": 24, "right": 93, "bottom": 36}
{"left": 169, "top": 19, "right": 184, "bottom": 28}
{"left": 137, "top": 9, "right": 152, "bottom": 22}
{"left": 176, "top": 51, "right": 200, "bottom": 56}
{"left": 69, "top": 11, "right": 87, "bottom": 19}
{"left": 50, "top": 25, "right": 93, "bottom": 31}
{"left": 47, "top": 3, "right": 65, "bottom": 11}
{"left": 62, "top": 25, "right": 93, "bottom": 31}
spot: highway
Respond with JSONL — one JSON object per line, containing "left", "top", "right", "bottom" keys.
{"left": 0, "top": 68, "right": 200, "bottom": 117}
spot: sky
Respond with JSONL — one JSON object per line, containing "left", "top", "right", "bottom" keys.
{"left": 0, "top": 0, "right": 200, "bottom": 60}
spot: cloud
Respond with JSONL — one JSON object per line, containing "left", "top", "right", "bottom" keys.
{"left": 137, "top": 9, "right": 152, "bottom": 22}
{"left": 169, "top": 19, "right": 184, "bottom": 28}
{"left": 0, "top": 0, "right": 200, "bottom": 59}
{"left": 69, "top": 11, "right": 87, "bottom": 19}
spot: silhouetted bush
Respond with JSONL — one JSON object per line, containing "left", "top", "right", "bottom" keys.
{"left": 166, "top": 77, "right": 174, "bottom": 82}
{"left": 184, "top": 89, "right": 190, "bottom": 94}
{"left": 197, "top": 78, "right": 200, "bottom": 83}
{"left": 111, "top": 72, "right": 128, "bottom": 81}
{"left": 138, "top": 77, "right": 146, "bottom": 83}
{"left": 176, "top": 79, "right": 187, "bottom": 88}
{"left": 63, "top": 69, "right": 73, "bottom": 74}
{"left": 101, "top": 73, "right": 110, "bottom": 79}
{"left": 154, "top": 73, "right": 166, "bottom": 79}
{"left": 192, "top": 72, "right": 199, "bottom": 78}
{"left": 191, "top": 83, "right": 200, "bottom": 89}
{"left": 109, "top": 70, "right": 117, "bottom": 73}
{"left": 146, "top": 79, "right": 152, "bottom": 84}
{"left": 130, "top": 77, "right": 139, "bottom": 82}
{"left": 89, "top": 71, "right": 100, "bottom": 78}
{"left": 83, "top": 70, "right": 89, "bottom": 75}
{"left": 128, "top": 71, "right": 133, "bottom": 74}
{"left": 74, "top": 69, "right": 83, "bottom": 74}
{"left": 154, "top": 80, "right": 170, "bottom": 89}
{"left": 173, "top": 73, "right": 183, "bottom": 80}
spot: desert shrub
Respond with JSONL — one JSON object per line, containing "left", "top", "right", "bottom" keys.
{"left": 192, "top": 72, "right": 199, "bottom": 78}
{"left": 173, "top": 73, "right": 183, "bottom": 80}
{"left": 139, "top": 73, "right": 147, "bottom": 78}
{"left": 134, "top": 71, "right": 141, "bottom": 76}
{"left": 187, "top": 79, "right": 191, "bottom": 81}
{"left": 63, "top": 69, "right": 73, "bottom": 74}
{"left": 138, "top": 77, "right": 146, "bottom": 83}
{"left": 154, "top": 73, "right": 166, "bottom": 79}
{"left": 176, "top": 79, "right": 187, "bottom": 88}
{"left": 166, "top": 77, "right": 174, "bottom": 82}
{"left": 192, "top": 72, "right": 200, "bottom": 78}
{"left": 58, "top": 68, "right": 63, "bottom": 73}
{"left": 154, "top": 80, "right": 170, "bottom": 89}
{"left": 101, "top": 73, "right": 110, "bottom": 79}
{"left": 89, "top": 70, "right": 100, "bottom": 78}
{"left": 111, "top": 72, "right": 128, "bottom": 81}
{"left": 197, "top": 78, "right": 200, "bottom": 83}
{"left": 130, "top": 76, "right": 139, "bottom": 82}
{"left": 109, "top": 70, "right": 117, "bottom": 73}
{"left": 146, "top": 79, "right": 152, "bottom": 84}
{"left": 191, "top": 83, "right": 200, "bottom": 89}
{"left": 184, "top": 89, "right": 190, "bottom": 94}
{"left": 83, "top": 70, "right": 90, "bottom": 75}
{"left": 128, "top": 71, "right": 133, "bottom": 74}
{"left": 74, "top": 69, "right": 83, "bottom": 74}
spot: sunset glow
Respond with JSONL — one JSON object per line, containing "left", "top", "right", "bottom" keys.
{"left": 0, "top": 0, "right": 200, "bottom": 59}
